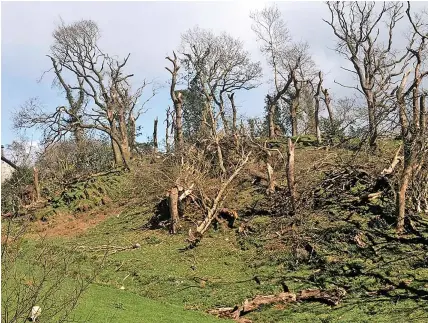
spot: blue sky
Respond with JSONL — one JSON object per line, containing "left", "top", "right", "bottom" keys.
{"left": 2, "top": 1, "right": 416, "bottom": 147}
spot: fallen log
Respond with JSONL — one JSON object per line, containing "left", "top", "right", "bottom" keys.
{"left": 208, "top": 288, "right": 345, "bottom": 322}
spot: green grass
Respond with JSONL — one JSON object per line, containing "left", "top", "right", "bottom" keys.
{"left": 71, "top": 284, "right": 229, "bottom": 323}
{"left": 3, "top": 142, "right": 428, "bottom": 322}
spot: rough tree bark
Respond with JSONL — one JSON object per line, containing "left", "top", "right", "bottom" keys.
{"left": 314, "top": 71, "right": 323, "bottom": 144}
{"left": 153, "top": 118, "right": 158, "bottom": 154}
{"left": 33, "top": 167, "right": 40, "bottom": 202}
{"left": 287, "top": 137, "right": 296, "bottom": 214}
{"left": 228, "top": 93, "right": 237, "bottom": 136}
{"left": 166, "top": 52, "right": 184, "bottom": 150}
{"left": 169, "top": 186, "right": 179, "bottom": 234}
{"left": 290, "top": 69, "right": 302, "bottom": 137}
{"left": 395, "top": 6, "right": 428, "bottom": 233}
{"left": 165, "top": 106, "right": 172, "bottom": 153}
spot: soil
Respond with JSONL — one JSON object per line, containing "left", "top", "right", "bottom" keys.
{"left": 26, "top": 207, "right": 123, "bottom": 239}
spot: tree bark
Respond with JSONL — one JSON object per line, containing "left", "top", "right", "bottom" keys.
{"left": 322, "top": 88, "right": 334, "bottom": 128}
{"left": 33, "top": 167, "right": 40, "bottom": 202}
{"left": 218, "top": 95, "right": 230, "bottom": 135}
{"left": 166, "top": 52, "right": 184, "bottom": 150}
{"left": 287, "top": 137, "right": 296, "bottom": 214}
{"left": 266, "top": 162, "right": 276, "bottom": 195}
{"left": 153, "top": 117, "right": 158, "bottom": 154}
{"left": 111, "top": 137, "right": 123, "bottom": 167}
{"left": 165, "top": 107, "right": 171, "bottom": 153}
{"left": 268, "top": 100, "right": 276, "bottom": 139}
{"left": 169, "top": 187, "right": 179, "bottom": 234}
{"left": 367, "top": 98, "right": 377, "bottom": 149}
{"left": 291, "top": 100, "right": 298, "bottom": 137}
{"left": 315, "top": 71, "right": 323, "bottom": 144}
{"left": 397, "top": 163, "right": 412, "bottom": 234}
{"left": 228, "top": 93, "right": 237, "bottom": 136}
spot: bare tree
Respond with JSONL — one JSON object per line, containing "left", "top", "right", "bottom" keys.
{"left": 251, "top": 5, "right": 292, "bottom": 138}
{"left": 180, "top": 27, "right": 261, "bottom": 172}
{"left": 251, "top": 5, "right": 311, "bottom": 138}
{"left": 325, "top": 2, "right": 411, "bottom": 148}
{"left": 15, "top": 20, "right": 155, "bottom": 169}
{"left": 314, "top": 71, "right": 323, "bottom": 144}
{"left": 166, "top": 52, "right": 184, "bottom": 150}
{"left": 395, "top": 2, "right": 428, "bottom": 233}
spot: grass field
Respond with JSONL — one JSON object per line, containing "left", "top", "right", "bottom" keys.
{"left": 2, "top": 142, "right": 428, "bottom": 322}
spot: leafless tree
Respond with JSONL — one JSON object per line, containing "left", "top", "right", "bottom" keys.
{"left": 180, "top": 27, "right": 262, "bottom": 173}
{"left": 325, "top": 1, "right": 411, "bottom": 148}
{"left": 395, "top": 2, "right": 428, "bottom": 233}
{"left": 251, "top": 5, "right": 312, "bottom": 138}
{"left": 166, "top": 51, "right": 184, "bottom": 150}
{"left": 14, "top": 20, "right": 155, "bottom": 169}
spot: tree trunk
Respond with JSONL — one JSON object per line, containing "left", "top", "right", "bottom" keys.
{"left": 322, "top": 88, "right": 334, "bottom": 128}
{"left": 287, "top": 137, "right": 296, "bottom": 214}
{"left": 315, "top": 96, "right": 322, "bottom": 144}
{"left": 33, "top": 167, "right": 40, "bottom": 202}
{"left": 397, "top": 162, "right": 412, "bottom": 234}
{"left": 111, "top": 138, "right": 123, "bottom": 167}
{"left": 169, "top": 187, "right": 179, "bottom": 234}
{"left": 153, "top": 117, "right": 158, "bottom": 154}
{"left": 291, "top": 99, "right": 298, "bottom": 137}
{"left": 166, "top": 107, "right": 171, "bottom": 153}
{"left": 249, "top": 119, "right": 255, "bottom": 138}
{"left": 175, "top": 93, "right": 184, "bottom": 150}
{"left": 216, "top": 139, "right": 226, "bottom": 174}
{"left": 128, "top": 114, "right": 136, "bottom": 156}
{"left": 228, "top": 93, "right": 237, "bottom": 136}
{"left": 367, "top": 99, "right": 377, "bottom": 148}
{"left": 266, "top": 162, "right": 276, "bottom": 195}
{"left": 120, "top": 141, "right": 131, "bottom": 165}
{"left": 268, "top": 102, "right": 276, "bottom": 139}
{"left": 219, "top": 96, "right": 230, "bottom": 135}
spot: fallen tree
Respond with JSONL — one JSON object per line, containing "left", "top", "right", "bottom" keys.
{"left": 187, "top": 152, "right": 251, "bottom": 246}
{"left": 208, "top": 288, "right": 346, "bottom": 322}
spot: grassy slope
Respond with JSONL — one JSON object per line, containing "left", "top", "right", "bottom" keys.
{"left": 72, "top": 284, "right": 225, "bottom": 323}
{"left": 3, "top": 141, "right": 428, "bottom": 322}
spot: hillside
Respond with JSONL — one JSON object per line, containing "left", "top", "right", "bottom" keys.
{"left": 2, "top": 140, "right": 428, "bottom": 323}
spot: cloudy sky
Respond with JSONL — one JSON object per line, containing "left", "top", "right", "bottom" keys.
{"left": 1, "top": 1, "right": 422, "bottom": 147}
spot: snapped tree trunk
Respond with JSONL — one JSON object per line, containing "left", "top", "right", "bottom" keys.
{"left": 315, "top": 97, "right": 322, "bottom": 144}
{"left": 33, "top": 167, "right": 40, "bottom": 202}
{"left": 165, "top": 107, "right": 171, "bottom": 153}
{"left": 128, "top": 114, "right": 136, "bottom": 155}
{"left": 322, "top": 88, "right": 334, "bottom": 129}
{"left": 191, "top": 152, "right": 250, "bottom": 242}
{"left": 367, "top": 99, "right": 377, "bottom": 148}
{"left": 266, "top": 162, "right": 276, "bottom": 195}
{"left": 218, "top": 95, "right": 230, "bottom": 135}
{"left": 153, "top": 117, "right": 158, "bottom": 154}
{"left": 268, "top": 101, "right": 276, "bottom": 139}
{"left": 397, "top": 162, "right": 412, "bottom": 234}
{"left": 169, "top": 187, "right": 179, "bottom": 234}
{"left": 175, "top": 93, "right": 184, "bottom": 150}
{"left": 287, "top": 137, "right": 296, "bottom": 214}
{"left": 228, "top": 93, "right": 237, "bottom": 136}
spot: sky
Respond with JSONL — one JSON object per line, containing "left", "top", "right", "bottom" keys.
{"left": 1, "top": 0, "right": 424, "bottom": 147}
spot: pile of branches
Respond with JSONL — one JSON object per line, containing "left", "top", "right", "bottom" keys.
{"left": 313, "top": 167, "right": 395, "bottom": 213}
